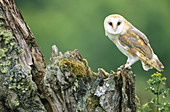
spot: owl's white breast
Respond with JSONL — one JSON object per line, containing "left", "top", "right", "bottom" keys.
{"left": 108, "top": 34, "right": 134, "bottom": 59}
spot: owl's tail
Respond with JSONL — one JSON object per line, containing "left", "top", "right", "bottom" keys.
{"left": 152, "top": 54, "right": 164, "bottom": 71}
{"left": 140, "top": 54, "right": 164, "bottom": 72}
{"left": 141, "top": 61, "right": 153, "bottom": 71}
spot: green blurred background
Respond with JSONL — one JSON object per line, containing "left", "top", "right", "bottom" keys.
{"left": 15, "top": 0, "right": 170, "bottom": 105}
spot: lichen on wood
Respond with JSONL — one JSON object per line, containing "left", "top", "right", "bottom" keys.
{"left": 41, "top": 45, "right": 137, "bottom": 112}
{"left": 0, "top": 1, "right": 46, "bottom": 111}
{"left": 0, "top": 0, "right": 137, "bottom": 112}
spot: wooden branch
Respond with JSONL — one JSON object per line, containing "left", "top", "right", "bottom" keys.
{"left": 0, "top": 0, "right": 137, "bottom": 112}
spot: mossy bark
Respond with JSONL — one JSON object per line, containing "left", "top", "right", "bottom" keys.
{"left": 0, "top": 0, "right": 137, "bottom": 112}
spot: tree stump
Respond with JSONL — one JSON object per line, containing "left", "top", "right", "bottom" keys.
{"left": 0, "top": 0, "right": 137, "bottom": 112}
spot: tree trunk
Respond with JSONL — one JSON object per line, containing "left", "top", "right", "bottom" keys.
{"left": 0, "top": 0, "right": 137, "bottom": 112}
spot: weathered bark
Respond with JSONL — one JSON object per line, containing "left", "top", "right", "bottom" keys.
{"left": 0, "top": 0, "right": 137, "bottom": 112}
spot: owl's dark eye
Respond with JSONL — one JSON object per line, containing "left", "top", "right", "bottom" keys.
{"left": 108, "top": 22, "right": 113, "bottom": 26}
{"left": 117, "top": 22, "right": 121, "bottom": 26}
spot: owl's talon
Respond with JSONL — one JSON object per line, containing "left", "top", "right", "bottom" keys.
{"left": 125, "top": 66, "right": 132, "bottom": 70}
{"left": 117, "top": 65, "right": 125, "bottom": 71}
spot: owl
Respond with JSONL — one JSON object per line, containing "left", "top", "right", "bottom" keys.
{"left": 104, "top": 14, "right": 164, "bottom": 71}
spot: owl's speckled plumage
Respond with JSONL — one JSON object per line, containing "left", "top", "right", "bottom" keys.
{"left": 104, "top": 14, "right": 164, "bottom": 71}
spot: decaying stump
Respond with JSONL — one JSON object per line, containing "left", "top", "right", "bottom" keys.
{"left": 0, "top": 0, "right": 137, "bottom": 112}
{"left": 41, "top": 45, "right": 137, "bottom": 112}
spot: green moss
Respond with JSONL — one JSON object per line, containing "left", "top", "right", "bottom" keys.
{"left": 58, "top": 53, "right": 97, "bottom": 81}
{"left": 73, "top": 79, "right": 79, "bottom": 91}
{"left": 17, "top": 85, "right": 21, "bottom": 89}
{"left": 12, "top": 100, "right": 20, "bottom": 107}
{"left": 0, "top": 17, "right": 45, "bottom": 111}
{"left": 8, "top": 56, "right": 12, "bottom": 60}
{"left": 0, "top": 48, "right": 6, "bottom": 58}
{"left": 59, "top": 58, "right": 87, "bottom": 77}
{"left": 86, "top": 95, "right": 99, "bottom": 111}
{"left": 1, "top": 67, "right": 8, "bottom": 73}
{"left": 18, "top": 49, "right": 24, "bottom": 55}
{"left": 22, "top": 90, "right": 26, "bottom": 93}
{"left": 8, "top": 64, "right": 37, "bottom": 97}
{"left": 0, "top": 21, "right": 23, "bottom": 74}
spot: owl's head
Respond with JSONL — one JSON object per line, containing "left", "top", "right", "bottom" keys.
{"left": 104, "top": 14, "right": 127, "bottom": 36}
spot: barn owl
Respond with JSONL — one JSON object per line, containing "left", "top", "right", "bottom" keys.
{"left": 104, "top": 14, "right": 164, "bottom": 71}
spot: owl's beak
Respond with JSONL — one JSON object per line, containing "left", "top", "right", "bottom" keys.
{"left": 113, "top": 24, "right": 118, "bottom": 32}
{"left": 114, "top": 27, "right": 117, "bottom": 32}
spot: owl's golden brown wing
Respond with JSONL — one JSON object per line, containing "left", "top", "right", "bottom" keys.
{"left": 118, "top": 27, "right": 164, "bottom": 71}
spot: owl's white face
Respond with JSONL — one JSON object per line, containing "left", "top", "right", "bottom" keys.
{"left": 104, "top": 14, "right": 125, "bottom": 35}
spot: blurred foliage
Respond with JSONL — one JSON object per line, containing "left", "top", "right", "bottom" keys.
{"left": 15, "top": 0, "right": 170, "bottom": 107}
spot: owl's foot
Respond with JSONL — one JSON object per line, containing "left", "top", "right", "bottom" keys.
{"left": 117, "top": 65, "right": 132, "bottom": 71}
{"left": 117, "top": 65, "right": 125, "bottom": 71}
{"left": 124, "top": 62, "right": 132, "bottom": 70}
{"left": 125, "top": 66, "right": 132, "bottom": 70}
